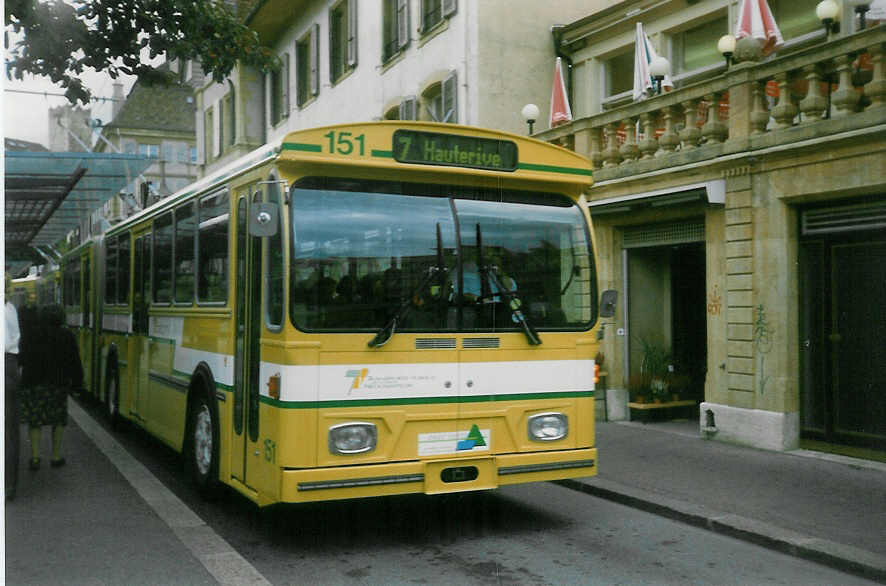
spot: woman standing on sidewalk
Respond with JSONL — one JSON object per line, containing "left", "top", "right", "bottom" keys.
{"left": 20, "top": 304, "right": 83, "bottom": 470}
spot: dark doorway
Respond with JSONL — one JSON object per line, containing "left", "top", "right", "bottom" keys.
{"left": 671, "top": 243, "right": 707, "bottom": 404}
{"left": 626, "top": 242, "right": 707, "bottom": 412}
{"left": 800, "top": 232, "right": 886, "bottom": 451}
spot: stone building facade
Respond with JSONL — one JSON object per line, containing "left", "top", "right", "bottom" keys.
{"left": 195, "top": 0, "right": 604, "bottom": 175}
{"left": 538, "top": 0, "right": 886, "bottom": 454}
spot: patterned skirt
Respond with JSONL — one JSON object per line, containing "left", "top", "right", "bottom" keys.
{"left": 19, "top": 384, "right": 68, "bottom": 428}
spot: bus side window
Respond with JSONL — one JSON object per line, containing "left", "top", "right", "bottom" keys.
{"left": 198, "top": 190, "right": 229, "bottom": 304}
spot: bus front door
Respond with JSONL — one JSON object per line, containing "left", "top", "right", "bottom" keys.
{"left": 232, "top": 194, "right": 263, "bottom": 489}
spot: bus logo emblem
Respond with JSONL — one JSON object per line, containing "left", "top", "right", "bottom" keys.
{"left": 457, "top": 425, "right": 487, "bottom": 451}
{"left": 345, "top": 368, "right": 369, "bottom": 394}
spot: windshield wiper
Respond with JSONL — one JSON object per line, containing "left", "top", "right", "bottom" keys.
{"left": 368, "top": 224, "right": 447, "bottom": 348}
{"left": 475, "top": 223, "right": 542, "bottom": 346}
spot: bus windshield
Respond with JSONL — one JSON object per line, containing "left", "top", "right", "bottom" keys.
{"left": 290, "top": 177, "right": 596, "bottom": 333}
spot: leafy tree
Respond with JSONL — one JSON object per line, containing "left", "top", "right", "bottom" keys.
{"left": 6, "top": 0, "right": 278, "bottom": 104}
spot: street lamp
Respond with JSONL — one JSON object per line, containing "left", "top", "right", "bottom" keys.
{"left": 649, "top": 56, "right": 671, "bottom": 95}
{"left": 718, "top": 34, "right": 737, "bottom": 68}
{"left": 816, "top": 0, "right": 840, "bottom": 36}
{"left": 521, "top": 103, "right": 540, "bottom": 135}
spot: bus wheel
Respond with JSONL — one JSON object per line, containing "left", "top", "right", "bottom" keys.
{"left": 189, "top": 392, "right": 219, "bottom": 497}
{"left": 104, "top": 364, "right": 120, "bottom": 429}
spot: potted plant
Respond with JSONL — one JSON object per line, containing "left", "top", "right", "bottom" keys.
{"left": 628, "top": 374, "right": 651, "bottom": 403}
{"left": 638, "top": 338, "right": 672, "bottom": 403}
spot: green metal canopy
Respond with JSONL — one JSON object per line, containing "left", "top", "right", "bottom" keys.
{"left": 4, "top": 151, "right": 152, "bottom": 268}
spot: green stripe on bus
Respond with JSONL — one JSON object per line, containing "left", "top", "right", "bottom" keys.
{"left": 282, "top": 142, "right": 322, "bottom": 153}
{"left": 517, "top": 162, "right": 593, "bottom": 177}
{"left": 260, "top": 390, "right": 593, "bottom": 409}
{"left": 371, "top": 150, "right": 393, "bottom": 158}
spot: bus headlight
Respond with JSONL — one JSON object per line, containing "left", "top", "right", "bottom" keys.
{"left": 528, "top": 413, "right": 568, "bottom": 442}
{"left": 329, "top": 422, "right": 377, "bottom": 455}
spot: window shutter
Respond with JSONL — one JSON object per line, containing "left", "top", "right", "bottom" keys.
{"left": 212, "top": 100, "right": 221, "bottom": 157}
{"left": 228, "top": 83, "right": 236, "bottom": 145}
{"left": 442, "top": 0, "right": 457, "bottom": 18}
{"left": 347, "top": 0, "right": 358, "bottom": 67}
{"left": 442, "top": 70, "right": 457, "bottom": 123}
{"left": 216, "top": 99, "right": 224, "bottom": 151}
{"left": 397, "top": 0, "right": 409, "bottom": 49}
{"left": 311, "top": 23, "right": 320, "bottom": 96}
{"left": 400, "top": 96, "right": 417, "bottom": 121}
{"left": 282, "top": 53, "right": 290, "bottom": 117}
{"left": 328, "top": 11, "right": 335, "bottom": 83}
{"left": 264, "top": 72, "right": 271, "bottom": 127}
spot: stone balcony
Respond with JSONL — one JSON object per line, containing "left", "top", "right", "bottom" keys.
{"left": 537, "top": 27, "right": 886, "bottom": 183}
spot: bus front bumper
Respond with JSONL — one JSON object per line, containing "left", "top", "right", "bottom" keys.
{"left": 279, "top": 447, "right": 597, "bottom": 503}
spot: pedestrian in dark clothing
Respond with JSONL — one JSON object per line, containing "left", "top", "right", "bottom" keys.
{"left": 20, "top": 304, "right": 83, "bottom": 469}
{"left": 5, "top": 273, "right": 22, "bottom": 499}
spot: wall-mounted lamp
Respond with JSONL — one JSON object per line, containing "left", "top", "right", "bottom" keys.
{"left": 521, "top": 103, "right": 540, "bottom": 135}
{"left": 649, "top": 56, "right": 671, "bottom": 94}
{"left": 816, "top": 0, "right": 841, "bottom": 36}
{"left": 717, "top": 34, "right": 737, "bottom": 68}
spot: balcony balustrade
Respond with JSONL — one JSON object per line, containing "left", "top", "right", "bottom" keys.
{"left": 537, "top": 27, "right": 886, "bottom": 182}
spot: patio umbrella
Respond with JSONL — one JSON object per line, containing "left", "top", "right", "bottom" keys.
{"left": 735, "top": 0, "right": 783, "bottom": 56}
{"left": 633, "top": 22, "right": 672, "bottom": 101}
{"left": 550, "top": 57, "right": 573, "bottom": 127}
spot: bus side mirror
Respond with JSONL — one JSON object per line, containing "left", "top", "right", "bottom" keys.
{"left": 599, "top": 289, "right": 618, "bottom": 318}
{"left": 249, "top": 202, "right": 279, "bottom": 237}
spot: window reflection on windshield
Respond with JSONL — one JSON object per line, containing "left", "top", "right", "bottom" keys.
{"left": 290, "top": 178, "right": 595, "bottom": 332}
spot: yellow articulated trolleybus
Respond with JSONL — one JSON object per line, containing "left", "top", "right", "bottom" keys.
{"left": 65, "top": 121, "right": 618, "bottom": 506}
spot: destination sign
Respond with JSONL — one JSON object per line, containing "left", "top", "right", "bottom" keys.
{"left": 393, "top": 129, "right": 518, "bottom": 172}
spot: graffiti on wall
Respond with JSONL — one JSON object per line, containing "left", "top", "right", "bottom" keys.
{"left": 755, "top": 304, "right": 773, "bottom": 394}
{"left": 707, "top": 285, "right": 722, "bottom": 316}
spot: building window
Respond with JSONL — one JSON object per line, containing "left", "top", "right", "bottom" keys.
{"left": 604, "top": 50, "right": 634, "bottom": 98}
{"left": 269, "top": 53, "right": 289, "bottom": 126}
{"left": 421, "top": 71, "right": 457, "bottom": 123}
{"left": 399, "top": 96, "right": 417, "bottom": 120}
{"left": 296, "top": 24, "right": 320, "bottom": 107}
{"left": 673, "top": 16, "right": 727, "bottom": 75}
{"left": 138, "top": 143, "right": 159, "bottom": 158}
{"left": 420, "top": 0, "right": 456, "bottom": 34}
{"left": 382, "top": 0, "right": 409, "bottom": 63}
{"left": 330, "top": 0, "right": 357, "bottom": 83}
{"left": 190, "top": 147, "right": 197, "bottom": 163}
{"left": 770, "top": 0, "right": 819, "bottom": 41}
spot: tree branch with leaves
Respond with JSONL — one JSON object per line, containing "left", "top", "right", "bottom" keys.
{"left": 6, "top": 0, "right": 279, "bottom": 104}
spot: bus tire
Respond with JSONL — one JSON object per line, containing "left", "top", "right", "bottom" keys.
{"left": 188, "top": 389, "right": 219, "bottom": 498}
{"left": 104, "top": 361, "right": 121, "bottom": 430}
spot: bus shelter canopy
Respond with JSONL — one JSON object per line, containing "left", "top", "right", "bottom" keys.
{"left": 4, "top": 151, "right": 151, "bottom": 269}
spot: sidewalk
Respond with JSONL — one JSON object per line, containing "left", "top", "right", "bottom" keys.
{"left": 562, "top": 420, "right": 886, "bottom": 582}
{"left": 4, "top": 399, "right": 268, "bottom": 586}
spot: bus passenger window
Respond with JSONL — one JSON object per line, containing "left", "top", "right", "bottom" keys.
{"left": 153, "top": 213, "right": 173, "bottom": 303}
{"left": 198, "top": 190, "right": 229, "bottom": 303}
